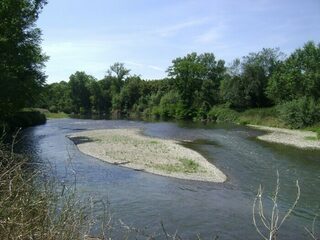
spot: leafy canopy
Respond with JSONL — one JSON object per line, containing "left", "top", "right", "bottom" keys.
{"left": 0, "top": 0, "right": 48, "bottom": 117}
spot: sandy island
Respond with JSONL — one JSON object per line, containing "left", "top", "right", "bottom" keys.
{"left": 68, "top": 129, "right": 226, "bottom": 183}
{"left": 248, "top": 125, "right": 320, "bottom": 149}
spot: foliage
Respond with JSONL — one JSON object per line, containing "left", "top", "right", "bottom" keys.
{"left": 2, "top": 110, "right": 46, "bottom": 131}
{"left": 267, "top": 41, "right": 320, "bottom": 104}
{"left": 208, "top": 105, "right": 239, "bottom": 123}
{"left": 167, "top": 52, "right": 226, "bottom": 118}
{"left": 40, "top": 81, "right": 72, "bottom": 113}
{"left": 221, "top": 48, "right": 283, "bottom": 108}
{"left": 45, "top": 111, "right": 69, "bottom": 119}
{"left": 33, "top": 42, "right": 320, "bottom": 129}
{"left": 69, "top": 72, "right": 95, "bottom": 114}
{"left": 238, "top": 107, "right": 285, "bottom": 127}
{"left": 158, "top": 90, "right": 181, "bottom": 119}
{"left": 277, "top": 97, "right": 320, "bottom": 128}
{"left": 0, "top": 0, "right": 48, "bottom": 119}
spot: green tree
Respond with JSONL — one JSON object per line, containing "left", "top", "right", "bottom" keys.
{"left": 167, "top": 52, "right": 225, "bottom": 118}
{"left": 267, "top": 41, "right": 320, "bottom": 104}
{"left": 118, "top": 76, "right": 144, "bottom": 113}
{"left": 107, "top": 62, "right": 130, "bottom": 94}
{"left": 221, "top": 48, "right": 282, "bottom": 108}
{"left": 0, "top": 0, "right": 48, "bottom": 118}
{"left": 69, "top": 72, "right": 95, "bottom": 114}
{"left": 44, "top": 81, "right": 72, "bottom": 113}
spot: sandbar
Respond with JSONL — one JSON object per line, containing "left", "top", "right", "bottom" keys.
{"left": 68, "top": 129, "right": 227, "bottom": 182}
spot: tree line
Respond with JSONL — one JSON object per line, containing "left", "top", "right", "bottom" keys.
{"left": 37, "top": 42, "right": 320, "bottom": 128}
{"left": 1, "top": 1, "right": 319, "bottom": 129}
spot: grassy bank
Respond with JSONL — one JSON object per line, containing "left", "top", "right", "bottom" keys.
{"left": 31, "top": 108, "right": 70, "bottom": 119}
{"left": 208, "top": 105, "right": 285, "bottom": 127}
{"left": 45, "top": 111, "right": 70, "bottom": 119}
{"left": 208, "top": 105, "right": 320, "bottom": 138}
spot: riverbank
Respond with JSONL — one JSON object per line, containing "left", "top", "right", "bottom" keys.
{"left": 1, "top": 110, "right": 46, "bottom": 132}
{"left": 68, "top": 129, "right": 226, "bottom": 182}
{"left": 249, "top": 125, "right": 320, "bottom": 149}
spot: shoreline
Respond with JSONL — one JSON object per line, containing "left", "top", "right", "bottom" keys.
{"left": 248, "top": 124, "right": 320, "bottom": 149}
{"left": 68, "top": 128, "right": 227, "bottom": 183}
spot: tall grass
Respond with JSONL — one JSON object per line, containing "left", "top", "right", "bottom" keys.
{"left": 0, "top": 136, "right": 106, "bottom": 239}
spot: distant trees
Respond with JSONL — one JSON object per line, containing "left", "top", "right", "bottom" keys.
{"left": 38, "top": 41, "right": 320, "bottom": 128}
{"left": 221, "top": 48, "right": 283, "bottom": 108}
{"left": 0, "top": 0, "right": 48, "bottom": 118}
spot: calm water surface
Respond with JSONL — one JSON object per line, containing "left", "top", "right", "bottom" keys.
{"left": 19, "top": 119, "right": 320, "bottom": 239}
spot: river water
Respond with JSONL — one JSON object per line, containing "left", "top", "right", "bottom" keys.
{"left": 19, "top": 119, "right": 320, "bottom": 239}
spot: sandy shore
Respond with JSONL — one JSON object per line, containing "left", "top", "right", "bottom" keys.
{"left": 68, "top": 129, "right": 226, "bottom": 183}
{"left": 248, "top": 125, "right": 320, "bottom": 149}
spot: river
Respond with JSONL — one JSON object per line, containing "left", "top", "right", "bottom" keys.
{"left": 18, "top": 119, "right": 320, "bottom": 239}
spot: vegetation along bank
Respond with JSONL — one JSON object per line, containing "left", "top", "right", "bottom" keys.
{"left": 36, "top": 42, "right": 320, "bottom": 136}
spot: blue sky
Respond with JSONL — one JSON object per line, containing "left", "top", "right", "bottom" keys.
{"left": 38, "top": 0, "right": 320, "bottom": 83}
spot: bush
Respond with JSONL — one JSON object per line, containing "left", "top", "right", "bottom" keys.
{"left": 158, "top": 91, "right": 180, "bottom": 119}
{"left": 238, "top": 107, "right": 285, "bottom": 127}
{"left": 208, "top": 105, "right": 239, "bottom": 123}
{"left": 49, "top": 105, "right": 58, "bottom": 113}
{"left": 278, "top": 97, "right": 320, "bottom": 128}
{"left": 5, "top": 111, "right": 46, "bottom": 131}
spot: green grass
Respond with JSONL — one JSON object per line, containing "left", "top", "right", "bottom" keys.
{"left": 29, "top": 108, "right": 69, "bottom": 119}
{"left": 154, "top": 158, "right": 200, "bottom": 174}
{"left": 45, "top": 111, "right": 70, "bottom": 119}
{"left": 304, "top": 124, "right": 320, "bottom": 140}
{"left": 0, "top": 141, "right": 100, "bottom": 239}
{"left": 304, "top": 136, "right": 318, "bottom": 141}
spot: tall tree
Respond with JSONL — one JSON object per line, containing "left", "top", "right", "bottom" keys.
{"left": 167, "top": 52, "right": 225, "bottom": 118}
{"left": 106, "top": 62, "right": 130, "bottom": 94}
{"left": 0, "top": 0, "right": 48, "bottom": 118}
{"left": 267, "top": 41, "right": 320, "bottom": 104}
{"left": 69, "top": 71, "right": 95, "bottom": 113}
{"left": 221, "top": 48, "right": 283, "bottom": 108}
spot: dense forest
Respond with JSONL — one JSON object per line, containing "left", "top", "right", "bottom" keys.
{"left": 37, "top": 42, "right": 320, "bottom": 129}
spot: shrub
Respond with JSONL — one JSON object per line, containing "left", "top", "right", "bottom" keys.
{"left": 208, "top": 105, "right": 239, "bottom": 123}
{"left": 4, "top": 111, "right": 46, "bottom": 131}
{"left": 278, "top": 97, "right": 320, "bottom": 128}
{"left": 238, "top": 107, "right": 285, "bottom": 127}
{"left": 49, "top": 105, "right": 58, "bottom": 113}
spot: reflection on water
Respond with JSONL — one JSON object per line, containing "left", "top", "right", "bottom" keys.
{"left": 19, "top": 119, "right": 320, "bottom": 239}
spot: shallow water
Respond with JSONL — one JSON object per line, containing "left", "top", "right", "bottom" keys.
{"left": 19, "top": 119, "right": 320, "bottom": 239}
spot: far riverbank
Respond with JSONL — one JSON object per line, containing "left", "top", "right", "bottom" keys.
{"left": 248, "top": 125, "right": 320, "bottom": 149}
